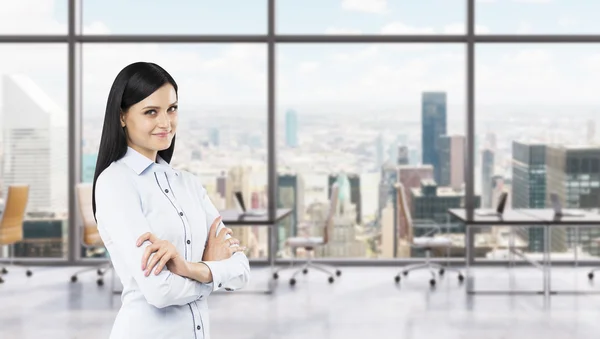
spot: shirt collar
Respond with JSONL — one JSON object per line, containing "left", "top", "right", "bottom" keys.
{"left": 121, "top": 146, "right": 170, "bottom": 175}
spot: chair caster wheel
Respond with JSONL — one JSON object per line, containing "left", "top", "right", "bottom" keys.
{"left": 273, "top": 273, "right": 279, "bottom": 280}
{"left": 403, "top": 271, "right": 408, "bottom": 276}
{"left": 589, "top": 272, "right": 594, "bottom": 280}
{"left": 328, "top": 277, "right": 334, "bottom": 284}
{"left": 458, "top": 274, "right": 464, "bottom": 282}
{"left": 1, "top": 267, "right": 7, "bottom": 274}
{"left": 336, "top": 270, "right": 341, "bottom": 277}
{"left": 302, "top": 269, "right": 308, "bottom": 274}
{"left": 394, "top": 275, "right": 400, "bottom": 284}
{"left": 289, "top": 278, "right": 296, "bottom": 286}
{"left": 430, "top": 279, "right": 436, "bottom": 287}
{"left": 439, "top": 268, "right": 445, "bottom": 276}
{"left": 0, "top": 276, "right": 4, "bottom": 284}
{"left": 97, "top": 269, "right": 104, "bottom": 276}
{"left": 97, "top": 279, "right": 104, "bottom": 286}
{"left": 71, "top": 276, "right": 78, "bottom": 283}
{"left": 26, "top": 270, "right": 32, "bottom": 277}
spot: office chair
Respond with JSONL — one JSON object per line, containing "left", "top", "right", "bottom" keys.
{"left": 0, "top": 185, "right": 32, "bottom": 283}
{"left": 273, "top": 183, "right": 341, "bottom": 286}
{"left": 70, "top": 183, "right": 113, "bottom": 287}
{"left": 393, "top": 183, "right": 463, "bottom": 287}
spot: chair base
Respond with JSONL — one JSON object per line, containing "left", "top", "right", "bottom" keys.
{"left": 0, "top": 265, "right": 34, "bottom": 282}
{"left": 273, "top": 250, "right": 341, "bottom": 286}
{"left": 587, "top": 267, "right": 600, "bottom": 280}
{"left": 70, "top": 262, "right": 113, "bottom": 288}
{"left": 394, "top": 250, "right": 464, "bottom": 287}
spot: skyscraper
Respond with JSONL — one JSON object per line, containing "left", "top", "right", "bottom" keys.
{"left": 511, "top": 141, "right": 567, "bottom": 252}
{"left": 397, "top": 146, "right": 409, "bottom": 165}
{"left": 421, "top": 92, "right": 447, "bottom": 183}
{"left": 375, "top": 133, "right": 384, "bottom": 169}
{"left": 547, "top": 145, "right": 600, "bottom": 255}
{"left": 328, "top": 173, "right": 361, "bottom": 224}
{"left": 438, "top": 135, "right": 465, "bottom": 190}
{"left": 1, "top": 75, "right": 67, "bottom": 214}
{"left": 481, "top": 149, "right": 495, "bottom": 208}
{"left": 209, "top": 128, "right": 220, "bottom": 147}
{"left": 285, "top": 109, "right": 298, "bottom": 148}
{"left": 278, "top": 173, "right": 305, "bottom": 247}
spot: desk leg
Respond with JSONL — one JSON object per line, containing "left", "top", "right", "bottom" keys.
{"left": 543, "top": 224, "right": 551, "bottom": 297}
{"left": 466, "top": 224, "right": 472, "bottom": 294}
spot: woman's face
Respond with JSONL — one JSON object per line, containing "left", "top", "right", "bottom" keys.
{"left": 120, "top": 84, "right": 178, "bottom": 161}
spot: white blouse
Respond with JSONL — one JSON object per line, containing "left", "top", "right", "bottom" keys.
{"left": 95, "top": 146, "right": 250, "bottom": 339}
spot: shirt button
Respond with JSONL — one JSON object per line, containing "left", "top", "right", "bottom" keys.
{"left": 197, "top": 325, "right": 201, "bottom": 330}
{"left": 187, "top": 240, "right": 191, "bottom": 244}
{"left": 165, "top": 189, "right": 169, "bottom": 193}
{"left": 179, "top": 212, "right": 183, "bottom": 216}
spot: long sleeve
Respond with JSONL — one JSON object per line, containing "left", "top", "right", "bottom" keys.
{"left": 197, "top": 184, "right": 251, "bottom": 292}
{"left": 95, "top": 169, "right": 214, "bottom": 308}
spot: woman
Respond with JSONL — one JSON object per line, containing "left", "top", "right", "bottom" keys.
{"left": 92, "top": 62, "right": 250, "bottom": 339}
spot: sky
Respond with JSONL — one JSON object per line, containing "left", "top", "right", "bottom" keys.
{"left": 1, "top": 0, "right": 600, "bottom": 120}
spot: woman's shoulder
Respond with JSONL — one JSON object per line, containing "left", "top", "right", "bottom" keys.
{"left": 96, "top": 161, "right": 135, "bottom": 190}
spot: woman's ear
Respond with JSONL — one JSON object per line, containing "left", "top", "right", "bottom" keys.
{"left": 120, "top": 112, "right": 126, "bottom": 127}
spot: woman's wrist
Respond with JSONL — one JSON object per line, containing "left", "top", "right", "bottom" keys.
{"left": 186, "top": 262, "right": 213, "bottom": 284}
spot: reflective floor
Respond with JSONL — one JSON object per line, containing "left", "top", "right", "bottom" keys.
{"left": 1, "top": 264, "right": 600, "bottom": 338}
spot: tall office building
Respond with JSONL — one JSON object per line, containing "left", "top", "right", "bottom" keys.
{"left": 421, "top": 92, "right": 447, "bottom": 183}
{"left": 209, "top": 128, "right": 220, "bottom": 147}
{"left": 380, "top": 201, "right": 395, "bottom": 258}
{"left": 397, "top": 146, "right": 409, "bottom": 165}
{"left": 225, "top": 166, "right": 260, "bottom": 257}
{"left": 512, "top": 141, "right": 566, "bottom": 252}
{"left": 375, "top": 134, "right": 384, "bottom": 169}
{"left": 547, "top": 145, "right": 600, "bottom": 256}
{"left": 378, "top": 163, "right": 398, "bottom": 220}
{"left": 1, "top": 75, "right": 67, "bottom": 214}
{"left": 438, "top": 135, "right": 465, "bottom": 190}
{"left": 395, "top": 166, "right": 434, "bottom": 243}
{"left": 328, "top": 173, "right": 361, "bottom": 224}
{"left": 216, "top": 171, "right": 227, "bottom": 198}
{"left": 285, "top": 109, "right": 298, "bottom": 148}
{"left": 481, "top": 149, "right": 495, "bottom": 208}
{"left": 278, "top": 173, "right": 305, "bottom": 248}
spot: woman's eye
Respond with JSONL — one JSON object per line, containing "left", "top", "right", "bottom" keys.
{"left": 168, "top": 105, "right": 178, "bottom": 112}
{"left": 145, "top": 109, "right": 156, "bottom": 115}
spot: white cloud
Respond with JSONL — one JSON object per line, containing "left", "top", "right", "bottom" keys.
{"left": 381, "top": 22, "right": 435, "bottom": 35}
{"left": 558, "top": 17, "right": 578, "bottom": 28}
{"left": 516, "top": 21, "right": 534, "bottom": 33}
{"left": 341, "top": 0, "right": 387, "bottom": 14}
{"left": 443, "top": 23, "right": 491, "bottom": 34}
{"left": 324, "top": 27, "right": 363, "bottom": 35}
{"left": 297, "top": 62, "right": 320, "bottom": 74}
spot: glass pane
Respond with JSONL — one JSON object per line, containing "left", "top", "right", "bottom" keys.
{"left": 0, "top": 44, "right": 68, "bottom": 259}
{"left": 83, "top": 0, "right": 267, "bottom": 35}
{"left": 477, "top": 0, "right": 600, "bottom": 35}
{"left": 277, "top": 0, "right": 466, "bottom": 35}
{"left": 0, "top": 0, "right": 67, "bottom": 35}
{"left": 277, "top": 43, "right": 466, "bottom": 259}
{"left": 82, "top": 43, "right": 267, "bottom": 258}
{"left": 476, "top": 44, "right": 600, "bottom": 262}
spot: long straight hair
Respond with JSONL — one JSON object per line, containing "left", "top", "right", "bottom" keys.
{"left": 92, "top": 62, "right": 178, "bottom": 218}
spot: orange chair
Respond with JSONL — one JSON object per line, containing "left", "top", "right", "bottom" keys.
{"left": 0, "top": 184, "right": 31, "bottom": 284}
{"left": 71, "top": 183, "right": 112, "bottom": 286}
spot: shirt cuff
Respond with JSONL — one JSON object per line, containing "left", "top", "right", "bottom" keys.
{"left": 202, "top": 260, "right": 227, "bottom": 292}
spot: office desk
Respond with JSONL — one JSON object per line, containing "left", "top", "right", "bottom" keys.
{"left": 448, "top": 209, "right": 550, "bottom": 295}
{"left": 220, "top": 208, "right": 293, "bottom": 294}
{"left": 519, "top": 209, "right": 600, "bottom": 295}
{"left": 449, "top": 208, "right": 600, "bottom": 296}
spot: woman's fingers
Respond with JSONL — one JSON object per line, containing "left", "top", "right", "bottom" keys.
{"left": 217, "top": 227, "right": 233, "bottom": 240}
{"left": 145, "top": 248, "right": 167, "bottom": 276}
{"left": 137, "top": 232, "right": 157, "bottom": 247}
{"left": 154, "top": 252, "right": 173, "bottom": 275}
{"left": 141, "top": 243, "right": 160, "bottom": 270}
{"left": 209, "top": 216, "right": 222, "bottom": 239}
{"left": 227, "top": 237, "right": 240, "bottom": 247}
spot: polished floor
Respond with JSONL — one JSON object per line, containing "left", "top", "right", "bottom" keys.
{"left": 1, "top": 264, "right": 600, "bottom": 338}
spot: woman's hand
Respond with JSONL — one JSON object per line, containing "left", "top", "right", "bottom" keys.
{"left": 137, "top": 233, "right": 189, "bottom": 277}
{"left": 202, "top": 216, "right": 246, "bottom": 262}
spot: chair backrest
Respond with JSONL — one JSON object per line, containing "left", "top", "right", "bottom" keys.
{"left": 76, "top": 183, "right": 101, "bottom": 246}
{"left": 0, "top": 185, "right": 29, "bottom": 245}
{"left": 323, "top": 183, "right": 339, "bottom": 244}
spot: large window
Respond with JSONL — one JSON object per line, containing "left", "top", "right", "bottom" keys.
{"left": 0, "top": 44, "right": 68, "bottom": 259}
{"left": 3, "top": 0, "right": 600, "bottom": 264}
{"left": 276, "top": 43, "right": 466, "bottom": 259}
{"left": 475, "top": 44, "right": 600, "bottom": 262}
